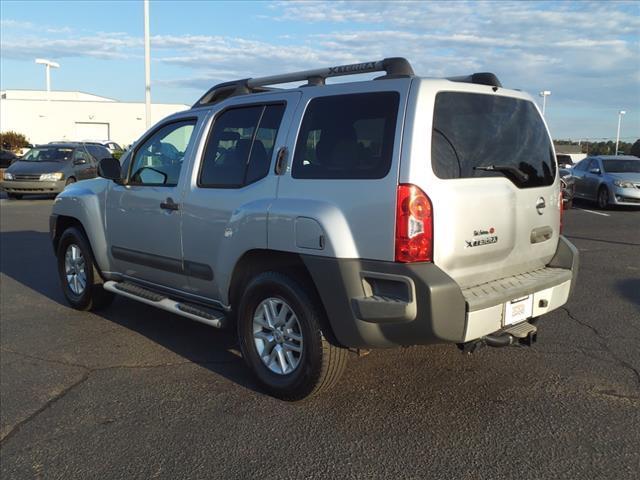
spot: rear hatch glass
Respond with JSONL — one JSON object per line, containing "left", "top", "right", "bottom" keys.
{"left": 432, "top": 92, "right": 555, "bottom": 188}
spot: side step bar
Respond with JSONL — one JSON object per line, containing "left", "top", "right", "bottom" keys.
{"left": 458, "top": 321, "right": 537, "bottom": 354}
{"left": 103, "top": 281, "right": 227, "bottom": 329}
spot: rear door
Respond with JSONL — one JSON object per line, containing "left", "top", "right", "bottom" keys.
{"left": 404, "top": 84, "right": 560, "bottom": 288}
{"left": 180, "top": 92, "right": 301, "bottom": 301}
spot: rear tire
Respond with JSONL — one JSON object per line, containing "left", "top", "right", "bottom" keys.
{"left": 237, "top": 271, "right": 348, "bottom": 401}
{"left": 597, "top": 186, "right": 609, "bottom": 210}
{"left": 56, "top": 226, "right": 114, "bottom": 311}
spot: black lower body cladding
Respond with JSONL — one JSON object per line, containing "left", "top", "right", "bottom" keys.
{"left": 301, "top": 256, "right": 467, "bottom": 348}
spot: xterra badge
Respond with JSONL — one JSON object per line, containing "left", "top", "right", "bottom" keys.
{"left": 465, "top": 227, "right": 498, "bottom": 248}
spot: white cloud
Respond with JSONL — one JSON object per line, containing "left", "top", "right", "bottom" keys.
{"left": 1, "top": 2, "right": 638, "bottom": 138}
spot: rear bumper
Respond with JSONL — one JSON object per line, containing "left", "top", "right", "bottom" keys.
{"left": 1, "top": 179, "right": 65, "bottom": 194}
{"left": 303, "top": 236, "right": 579, "bottom": 348}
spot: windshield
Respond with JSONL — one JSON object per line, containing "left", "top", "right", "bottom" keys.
{"left": 21, "top": 147, "right": 74, "bottom": 162}
{"left": 602, "top": 159, "right": 640, "bottom": 173}
{"left": 431, "top": 92, "right": 555, "bottom": 188}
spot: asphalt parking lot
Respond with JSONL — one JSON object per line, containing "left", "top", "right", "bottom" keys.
{"left": 1, "top": 195, "right": 639, "bottom": 480}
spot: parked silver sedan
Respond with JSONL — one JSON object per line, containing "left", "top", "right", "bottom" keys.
{"left": 571, "top": 155, "right": 640, "bottom": 208}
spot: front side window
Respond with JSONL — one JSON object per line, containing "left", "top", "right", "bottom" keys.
{"left": 129, "top": 119, "right": 196, "bottom": 186}
{"left": 292, "top": 92, "right": 400, "bottom": 179}
{"left": 199, "top": 104, "right": 285, "bottom": 188}
{"left": 431, "top": 92, "right": 555, "bottom": 188}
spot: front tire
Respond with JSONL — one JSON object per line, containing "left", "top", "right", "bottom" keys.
{"left": 237, "top": 271, "right": 348, "bottom": 401}
{"left": 597, "top": 186, "right": 609, "bottom": 209}
{"left": 56, "top": 226, "right": 114, "bottom": 311}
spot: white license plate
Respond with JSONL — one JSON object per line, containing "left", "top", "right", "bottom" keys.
{"left": 504, "top": 295, "right": 533, "bottom": 326}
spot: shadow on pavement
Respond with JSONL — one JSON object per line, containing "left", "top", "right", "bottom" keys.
{"left": 0, "top": 229, "right": 262, "bottom": 396}
{"left": 615, "top": 278, "right": 640, "bottom": 311}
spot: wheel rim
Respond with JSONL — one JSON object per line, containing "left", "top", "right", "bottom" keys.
{"left": 64, "top": 244, "right": 87, "bottom": 295}
{"left": 252, "top": 297, "right": 303, "bottom": 375}
{"left": 599, "top": 189, "right": 608, "bottom": 207}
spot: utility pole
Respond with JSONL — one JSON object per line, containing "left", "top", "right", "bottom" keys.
{"left": 35, "top": 58, "right": 60, "bottom": 100}
{"left": 615, "top": 110, "right": 626, "bottom": 155}
{"left": 144, "top": 0, "right": 151, "bottom": 128}
{"left": 539, "top": 90, "right": 551, "bottom": 116}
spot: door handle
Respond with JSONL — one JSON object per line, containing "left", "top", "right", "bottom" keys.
{"left": 160, "top": 197, "right": 180, "bottom": 211}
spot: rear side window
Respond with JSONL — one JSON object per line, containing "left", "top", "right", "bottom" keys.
{"left": 86, "top": 145, "right": 111, "bottom": 161}
{"left": 199, "top": 104, "right": 285, "bottom": 188}
{"left": 432, "top": 92, "right": 555, "bottom": 188}
{"left": 292, "top": 92, "right": 399, "bottom": 179}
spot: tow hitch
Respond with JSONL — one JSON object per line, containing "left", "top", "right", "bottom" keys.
{"left": 458, "top": 321, "right": 537, "bottom": 354}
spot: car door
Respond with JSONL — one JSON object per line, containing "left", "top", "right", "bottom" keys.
{"left": 105, "top": 115, "right": 203, "bottom": 291}
{"left": 180, "top": 92, "right": 301, "bottom": 303}
{"left": 582, "top": 158, "right": 602, "bottom": 200}
{"left": 71, "top": 148, "right": 94, "bottom": 180}
{"left": 572, "top": 158, "right": 590, "bottom": 197}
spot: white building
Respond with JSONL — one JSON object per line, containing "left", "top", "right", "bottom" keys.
{"left": 0, "top": 90, "right": 188, "bottom": 147}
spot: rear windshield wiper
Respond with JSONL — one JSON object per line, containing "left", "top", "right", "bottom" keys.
{"left": 473, "top": 164, "right": 529, "bottom": 183}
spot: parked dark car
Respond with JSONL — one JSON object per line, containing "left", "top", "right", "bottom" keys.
{"left": 556, "top": 154, "right": 574, "bottom": 168}
{"left": 1, "top": 142, "right": 112, "bottom": 199}
{"left": 0, "top": 149, "right": 19, "bottom": 169}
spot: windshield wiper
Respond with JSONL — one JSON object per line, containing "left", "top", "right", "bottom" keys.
{"left": 474, "top": 164, "right": 529, "bottom": 183}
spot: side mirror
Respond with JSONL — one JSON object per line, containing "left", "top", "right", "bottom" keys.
{"left": 73, "top": 158, "right": 87, "bottom": 165}
{"left": 98, "top": 157, "right": 122, "bottom": 182}
{"left": 589, "top": 168, "right": 601, "bottom": 175}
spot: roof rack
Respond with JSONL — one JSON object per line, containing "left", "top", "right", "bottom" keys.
{"left": 447, "top": 72, "right": 502, "bottom": 88}
{"left": 192, "top": 57, "right": 414, "bottom": 108}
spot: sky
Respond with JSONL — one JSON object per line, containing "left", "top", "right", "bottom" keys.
{"left": 1, "top": 0, "right": 639, "bottom": 141}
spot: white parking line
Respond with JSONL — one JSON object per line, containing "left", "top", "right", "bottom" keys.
{"left": 576, "top": 208, "right": 610, "bottom": 217}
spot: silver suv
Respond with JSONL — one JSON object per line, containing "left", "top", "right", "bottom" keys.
{"left": 50, "top": 58, "right": 578, "bottom": 400}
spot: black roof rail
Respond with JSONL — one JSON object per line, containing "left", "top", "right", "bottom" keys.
{"left": 447, "top": 72, "right": 502, "bottom": 88}
{"left": 192, "top": 57, "right": 414, "bottom": 108}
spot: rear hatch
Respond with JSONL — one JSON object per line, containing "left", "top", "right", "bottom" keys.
{"left": 405, "top": 84, "right": 561, "bottom": 288}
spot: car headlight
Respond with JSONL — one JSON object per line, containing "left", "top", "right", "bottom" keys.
{"left": 40, "top": 172, "right": 64, "bottom": 181}
{"left": 613, "top": 180, "right": 634, "bottom": 188}
{"left": 3, "top": 172, "right": 14, "bottom": 180}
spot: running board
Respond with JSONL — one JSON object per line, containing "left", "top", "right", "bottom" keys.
{"left": 103, "top": 281, "right": 227, "bottom": 329}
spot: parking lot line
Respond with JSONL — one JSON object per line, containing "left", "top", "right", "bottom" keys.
{"left": 576, "top": 208, "right": 610, "bottom": 217}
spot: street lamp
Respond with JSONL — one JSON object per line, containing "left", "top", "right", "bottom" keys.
{"left": 35, "top": 58, "right": 60, "bottom": 99}
{"left": 539, "top": 90, "right": 551, "bottom": 116}
{"left": 615, "top": 110, "right": 626, "bottom": 156}
{"left": 143, "top": 0, "right": 151, "bottom": 128}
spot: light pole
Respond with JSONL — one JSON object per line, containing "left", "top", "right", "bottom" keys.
{"left": 35, "top": 58, "right": 60, "bottom": 100}
{"left": 615, "top": 110, "right": 626, "bottom": 155}
{"left": 539, "top": 90, "right": 551, "bottom": 116}
{"left": 143, "top": 0, "right": 151, "bottom": 128}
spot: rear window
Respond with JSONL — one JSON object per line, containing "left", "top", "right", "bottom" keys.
{"left": 432, "top": 92, "right": 555, "bottom": 188}
{"left": 292, "top": 92, "right": 399, "bottom": 179}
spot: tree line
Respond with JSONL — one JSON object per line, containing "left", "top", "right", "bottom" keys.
{"left": 555, "top": 139, "right": 640, "bottom": 156}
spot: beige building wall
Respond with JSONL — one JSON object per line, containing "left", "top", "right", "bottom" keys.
{"left": 0, "top": 90, "right": 188, "bottom": 147}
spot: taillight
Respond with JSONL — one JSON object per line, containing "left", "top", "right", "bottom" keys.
{"left": 395, "top": 184, "right": 433, "bottom": 263}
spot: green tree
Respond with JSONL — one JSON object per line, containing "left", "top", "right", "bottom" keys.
{"left": 0, "top": 131, "right": 30, "bottom": 152}
{"left": 630, "top": 139, "right": 640, "bottom": 157}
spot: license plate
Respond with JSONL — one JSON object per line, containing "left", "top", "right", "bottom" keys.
{"left": 504, "top": 295, "right": 533, "bottom": 326}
